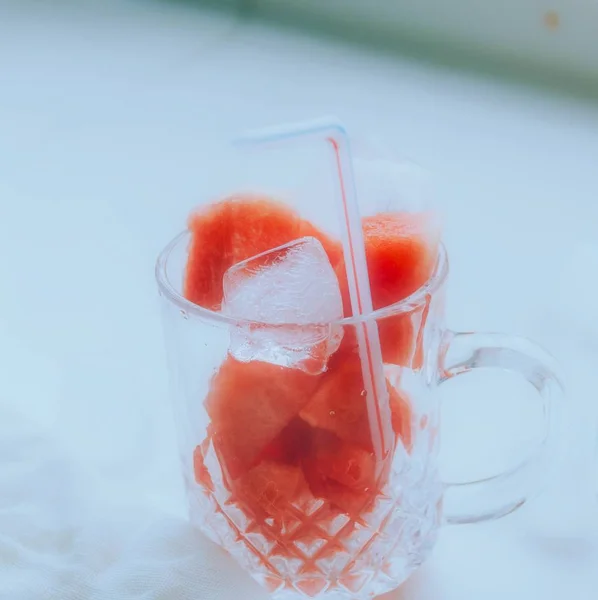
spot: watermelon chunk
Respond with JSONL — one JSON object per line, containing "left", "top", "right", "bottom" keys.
{"left": 362, "top": 211, "right": 439, "bottom": 309}
{"left": 302, "top": 432, "right": 375, "bottom": 516}
{"left": 335, "top": 211, "right": 439, "bottom": 366}
{"left": 299, "top": 220, "right": 344, "bottom": 272}
{"left": 389, "top": 385, "right": 413, "bottom": 451}
{"left": 299, "top": 354, "right": 373, "bottom": 452}
{"left": 308, "top": 431, "right": 375, "bottom": 491}
{"left": 364, "top": 212, "right": 438, "bottom": 366}
{"left": 258, "top": 417, "right": 312, "bottom": 466}
{"left": 205, "top": 357, "right": 320, "bottom": 480}
{"left": 334, "top": 315, "right": 415, "bottom": 370}
{"left": 193, "top": 443, "right": 214, "bottom": 492}
{"left": 184, "top": 195, "right": 342, "bottom": 310}
{"left": 299, "top": 351, "right": 413, "bottom": 455}
{"left": 234, "top": 461, "right": 306, "bottom": 518}
{"left": 304, "top": 471, "right": 372, "bottom": 517}
{"left": 377, "top": 313, "right": 416, "bottom": 368}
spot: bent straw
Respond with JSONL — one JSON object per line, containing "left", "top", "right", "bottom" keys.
{"left": 238, "top": 117, "right": 393, "bottom": 461}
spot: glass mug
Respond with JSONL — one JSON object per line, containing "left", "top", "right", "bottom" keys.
{"left": 155, "top": 229, "right": 563, "bottom": 600}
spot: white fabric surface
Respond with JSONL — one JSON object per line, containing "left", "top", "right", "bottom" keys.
{"left": 0, "top": 407, "right": 264, "bottom": 600}
{"left": 1, "top": 1, "right": 598, "bottom": 599}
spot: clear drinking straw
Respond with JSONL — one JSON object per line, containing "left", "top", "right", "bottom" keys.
{"left": 238, "top": 117, "right": 394, "bottom": 463}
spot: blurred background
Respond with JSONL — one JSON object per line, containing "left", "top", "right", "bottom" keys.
{"left": 200, "top": 0, "right": 598, "bottom": 96}
{"left": 1, "top": 1, "right": 597, "bottom": 598}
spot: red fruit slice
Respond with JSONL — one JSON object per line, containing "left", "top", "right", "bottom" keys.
{"left": 300, "top": 351, "right": 413, "bottom": 455}
{"left": 363, "top": 211, "right": 439, "bottom": 308}
{"left": 377, "top": 314, "right": 416, "bottom": 369}
{"left": 331, "top": 314, "right": 415, "bottom": 370}
{"left": 332, "top": 313, "right": 415, "bottom": 369}
{"left": 305, "top": 474, "right": 372, "bottom": 517}
{"left": 193, "top": 443, "right": 214, "bottom": 492}
{"left": 184, "top": 195, "right": 341, "bottom": 310}
{"left": 234, "top": 461, "right": 306, "bottom": 518}
{"left": 335, "top": 211, "right": 439, "bottom": 366}
{"left": 335, "top": 306, "right": 428, "bottom": 371}
{"left": 205, "top": 357, "right": 320, "bottom": 480}
{"left": 258, "top": 417, "right": 312, "bottom": 465}
{"left": 389, "top": 386, "right": 413, "bottom": 451}
{"left": 299, "top": 355, "right": 373, "bottom": 451}
{"left": 364, "top": 212, "right": 438, "bottom": 366}
{"left": 308, "top": 431, "right": 375, "bottom": 492}
{"left": 302, "top": 433, "right": 375, "bottom": 517}
{"left": 185, "top": 195, "right": 301, "bottom": 310}
{"left": 299, "top": 220, "right": 344, "bottom": 271}
{"left": 300, "top": 352, "right": 406, "bottom": 451}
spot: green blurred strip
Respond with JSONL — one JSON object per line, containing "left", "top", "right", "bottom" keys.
{"left": 167, "top": 0, "right": 598, "bottom": 102}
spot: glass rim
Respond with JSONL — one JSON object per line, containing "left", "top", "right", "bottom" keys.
{"left": 155, "top": 230, "right": 449, "bottom": 327}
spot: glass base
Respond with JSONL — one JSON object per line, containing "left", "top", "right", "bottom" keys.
{"left": 187, "top": 448, "right": 441, "bottom": 599}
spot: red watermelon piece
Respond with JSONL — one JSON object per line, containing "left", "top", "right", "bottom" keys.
{"left": 334, "top": 315, "right": 415, "bottom": 370}
{"left": 302, "top": 432, "right": 375, "bottom": 516}
{"left": 299, "top": 351, "right": 413, "bottom": 455}
{"left": 184, "top": 195, "right": 342, "bottom": 310}
{"left": 258, "top": 417, "right": 312, "bottom": 466}
{"left": 362, "top": 211, "right": 439, "bottom": 308}
{"left": 299, "top": 354, "right": 373, "bottom": 452}
{"left": 299, "top": 220, "right": 344, "bottom": 271}
{"left": 304, "top": 471, "right": 372, "bottom": 517}
{"left": 364, "top": 211, "right": 438, "bottom": 367}
{"left": 308, "top": 431, "right": 375, "bottom": 491}
{"left": 377, "top": 313, "right": 416, "bottom": 368}
{"left": 300, "top": 352, "right": 406, "bottom": 452}
{"left": 335, "top": 211, "right": 439, "bottom": 367}
{"left": 234, "top": 461, "right": 307, "bottom": 518}
{"left": 205, "top": 357, "right": 320, "bottom": 480}
{"left": 389, "top": 385, "right": 413, "bottom": 451}
{"left": 193, "top": 443, "right": 214, "bottom": 492}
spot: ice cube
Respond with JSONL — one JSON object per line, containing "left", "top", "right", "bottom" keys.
{"left": 222, "top": 237, "right": 344, "bottom": 374}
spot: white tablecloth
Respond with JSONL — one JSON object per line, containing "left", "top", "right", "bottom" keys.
{"left": 1, "top": 1, "right": 597, "bottom": 598}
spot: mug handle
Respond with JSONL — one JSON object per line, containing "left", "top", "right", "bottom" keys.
{"left": 437, "top": 330, "right": 565, "bottom": 524}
